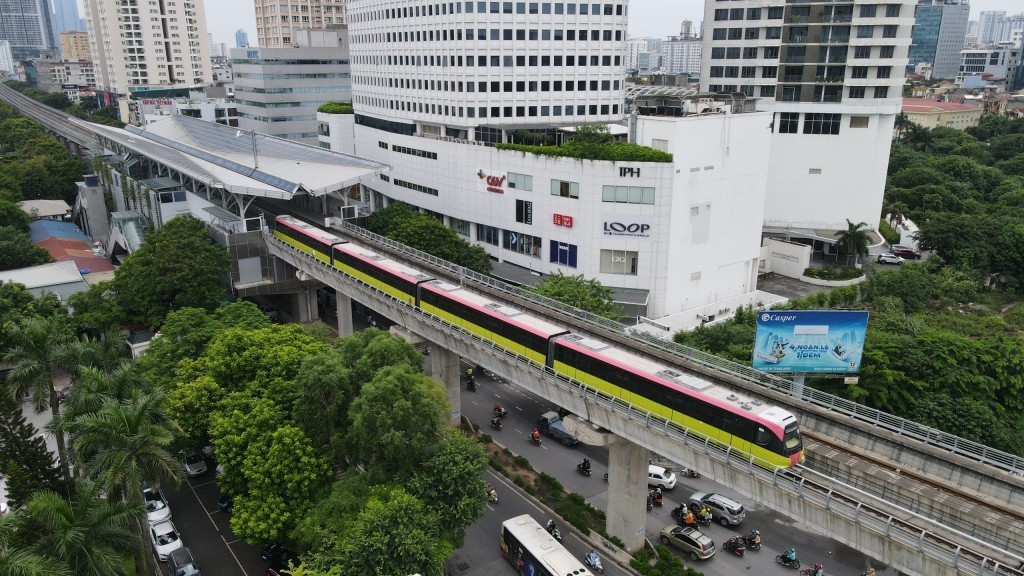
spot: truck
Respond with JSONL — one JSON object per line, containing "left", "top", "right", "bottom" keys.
{"left": 537, "top": 411, "right": 580, "bottom": 446}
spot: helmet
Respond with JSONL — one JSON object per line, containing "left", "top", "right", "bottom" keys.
{"left": 815, "top": 563, "right": 823, "bottom": 569}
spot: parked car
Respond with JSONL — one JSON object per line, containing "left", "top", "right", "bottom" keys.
{"left": 181, "top": 453, "right": 207, "bottom": 477}
{"left": 216, "top": 494, "right": 233, "bottom": 513}
{"left": 149, "top": 520, "right": 183, "bottom": 561}
{"left": 660, "top": 525, "right": 716, "bottom": 561}
{"left": 143, "top": 487, "right": 171, "bottom": 524}
{"left": 876, "top": 253, "right": 904, "bottom": 265}
{"left": 648, "top": 465, "right": 677, "bottom": 490}
{"left": 261, "top": 542, "right": 294, "bottom": 568}
{"left": 259, "top": 304, "right": 280, "bottom": 323}
{"left": 169, "top": 547, "right": 201, "bottom": 576}
{"left": 689, "top": 492, "right": 746, "bottom": 526}
{"left": 891, "top": 245, "right": 921, "bottom": 260}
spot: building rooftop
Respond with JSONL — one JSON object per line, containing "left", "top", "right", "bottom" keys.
{"left": 18, "top": 199, "right": 71, "bottom": 218}
{"left": 0, "top": 260, "right": 89, "bottom": 301}
{"left": 29, "top": 220, "right": 115, "bottom": 274}
{"left": 902, "top": 98, "right": 981, "bottom": 113}
{"left": 75, "top": 114, "right": 390, "bottom": 200}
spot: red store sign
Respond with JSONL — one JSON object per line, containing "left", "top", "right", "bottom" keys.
{"left": 553, "top": 214, "right": 573, "bottom": 228}
{"left": 477, "top": 170, "right": 506, "bottom": 194}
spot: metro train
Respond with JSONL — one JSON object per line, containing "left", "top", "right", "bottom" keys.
{"left": 273, "top": 215, "right": 804, "bottom": 468}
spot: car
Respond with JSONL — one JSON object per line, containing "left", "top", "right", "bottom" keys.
{"left": 181, "top": 453, "right": 208, "bottom": 477}
{"left": 648, "top": 465, "right": 677, "bottom": 490}
{"left": 259, "top": 304, "right": 279, "bottom": 323}
{"left": 168, "top": 547, "right": 201, "bottom": 576}
{"left": 689, "top": 492, "right": 746, "bottom": 526}
{"left": 143, "top": 487, "right": 171, "bottom": 524}
{"left": 891, "top": 245, "right": 921, "bottom": 260}
{"left": 659, "top": 525, "right": 716, "bottom": 561}
{"left": 149, "top": 520, "right": 183, "bottom": 561}
{"left": 876, "top": 253, "right": 904, "bottom": 265}
{"left": 261, "top": 542, "right": 294, "bottom": 568}
{"left": 216, "top": 494, "right": 233, "bottom": 513}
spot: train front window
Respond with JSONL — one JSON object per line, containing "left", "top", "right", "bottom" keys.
{"left": 783, "top": 425, "right": 802, "bottom": 453}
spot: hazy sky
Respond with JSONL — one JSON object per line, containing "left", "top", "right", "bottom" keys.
{"left": 77, "top": 0, "right": 1024, "bottom": 49}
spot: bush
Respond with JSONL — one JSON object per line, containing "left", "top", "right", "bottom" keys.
{"left": 317, "top": 101, "right": 353, "bottom": 114}
{"left": 513, "top": 475, "right": 524, "bottom": 487}
{"left": 479, "top": 433, "right": 492, "bottom": 444}
{"left": 496, "top": 140, "right": 673, "bottom": 163}
{"left": 513, "top": 455, "right": 531, "bottom": 469}
{"left": 502, "top": 447, "right": 513, "bottom": 457}
{"left": 878, "top": 218, "right": 900, "bottom": 244}
{"left": 803, "top": 266, "right": 864, "bottom": 281}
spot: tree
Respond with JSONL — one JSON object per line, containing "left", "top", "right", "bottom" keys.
{"left": 337, "top": 487, "right": 451, "bottom": 576}
{"left": 0, "top": 390, "right": 68, "bottom": 508}
{"left": 0, "top": 282, "right": 62, "bottom": 342}
{"left": 21, "top": 480, "right": 143, "bottom": 576}
{"left": 229, "top": 426, "right": 331, "bottom": 545}
{"left": 0, "top": 227, "right": 53, "bottom": 272}
{"left": 165, "top": 376, "right": 225, "bottom": 451}
{"left": 365, "top": 205, "right": 492, "bottom": 274}
{"left": 528, "top": 271, "right": 619, "bottom": 320}
{"left": 893, "top": 112, "right": 912, "bottom": 141}
{"left": 207, "top": 393, "right": 283, "bottom": 496}
{"left": 0, "top": 509, "right": 71, "bottom": 576}
{"left": 833, "top": 219, "right": 870, "bottom": 267}
{"left": 66, "top": 284, "right": 126, "bottom": 337}
{"left": 3, "top": 315, "right": 76, "bottom": 480}
{"left": 346, "top": 366, "right": 448, "bottom": 478}
{"left": 408, "top": 430, "right": 488, "bottom": 547}
{"left": 292, "top": 350, "right": 357, "bottom": 463}
{"left": 112, "top": 216, "right": 230, "bottom": 328}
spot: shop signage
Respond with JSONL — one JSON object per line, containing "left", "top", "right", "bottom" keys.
{"left": 620, "top": 167, "right": 641, "bottom": 178}
{"left": 553, "top": 214, "right": 573, "bottom": 227}
{"left": 477, "top": 170, "right": 506, "bottom": 194}
{"left": 602, "top": 220, "right": 651, "bottom": 237}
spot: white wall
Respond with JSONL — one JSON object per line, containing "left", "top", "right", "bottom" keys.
{"left": 760, "top": 238, "right": 811, "bottom": 278}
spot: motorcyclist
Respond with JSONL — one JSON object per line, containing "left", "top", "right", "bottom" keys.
{"left": 494, "top": 403, "right": 505, "bottom": 416}
{"left": 487, "top": 483, "right": 496, "bottom": 497}
{"left": 784, "top": 547, "right": 798, "bottom": 563}
{"left": 546, "top": 519, "right": 556, "bottom": 533}
{"left": 532, "top": 428, "right": 541, "bottom": 441}
{"left": 681, "top": 508, "right": 695, "bottom": 527}
{"left": 582, "top": 458, "right": 591, "bottom": 472}
{"left": 491, "top": 416, "right": 502, "bottom": 428}
{"left": 810, "top": 562, "right": 824, "bottom": 576}
{"left": 698, "top": 505, "right": 712, "bottom": 523}
{"left": 749, "top": 529, "right": 761, "bottom": 546}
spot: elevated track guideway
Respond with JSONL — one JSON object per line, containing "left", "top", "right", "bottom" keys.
{"left": 0, "top": 83, "right": 100, "bottom": 154}
{"left": 263, "top": 224, "right": 1023, "bottom": 576}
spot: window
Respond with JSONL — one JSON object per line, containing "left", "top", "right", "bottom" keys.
{"left": 762, "top": 66, "right": 777, "bottom": 77}
{"left": 726, "top": 47, "right": 741, "bottom": 59}
{"left": 601, "top": 185, "right": 655, "bottom": 204}
{"left": 876, "top": 66, "right": 891, "bottom": 78}
{"left": 714, "top": 8, "right": 727, "bottom": 21}
{"left": 851, "top": 66, "right": 868, "bottom": 78}
{"left": 730, "top": 8, "right": 743, "bottom": 20}
{"left": 760, "top": 85, "right": 776, "bottom": 97}
{"left": 515, "top": 199, "right": 533, "bottom": 224}
{"left": 766, "top": 27, "right": 781, "bottom": 39}
{"left": 507, "top": 171, "right": 532, "bottom": 190}
{"left": 850, "top": 116, "right": 869, "bottom": 128}
{"left": 600, "top": 250, "right": 638, "bottom": 275}
{"left": 747, "top": 7, "right": 761, "bottom": 19}
{"left": 885, "top": 4, "right": 900, "bottom": 17}
{"left": 803, "top": 113, "right": 841, "bottom": 135}
{"left": 882, "top": 25, "right": 897, "bottom": 38}
{"left": 848, "top": 86, "right": 865, "bottom": 98}
{"left": 854, "top": 46, "right": 871, "bottom": 58}
{"left": 778, "top": 112, "right": 799, "bottom": 133}
{"left": 711, "top": 47, "right": 725, "bottom": 59}
{"left": 450, "top": 217, "right": 471, "bottom": 236}
{"left": 710, "top": 66, "right": 724, "bottom": 78}
{"left": 741, "top": 66, "right": 756, "bottom": 78}
{"left": 550, "top": 179, "right": 579, "bottom": 198}
{"left": 477, "top": 224, "right": 500, "bottom": 245}
{"left": 857, "top": 25, "right": 873, "bottom": 38}
{"left": 767, "top": 6, "right": 783, "bottom": 19}
{"left": 728, "top": 28, "right": 743, "bottom": 40}
{"left": 712, "top": 28, "right": 727, "bottom": 40}
{"left": 874, "top": 86, "right": 889, "bottom": 98}
{"left": 764, "top": 46, "right": 779, "bottom": 59}
{"left": 879, "top": 45, "right": 894, "bottom": 58}
{"left": 504, "top": 230, "right": 541, "bottom": 257}
{"left": 859, "top": 4, "right": 876, "bottom": 17}
{"left": 743, "top": 47, "right": 758, "bottom": 58}
{"left": 550, "top": 241, "right": 577, "bottom": 267}
{"left": 745, "top": 28, "right": 759, "bottom": 39}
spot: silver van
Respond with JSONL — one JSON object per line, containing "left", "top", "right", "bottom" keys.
{"left": 689, "top": 491, "right": 746, "bottom": 526}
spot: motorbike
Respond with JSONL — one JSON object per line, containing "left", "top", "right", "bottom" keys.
{"left": 529, "top": 434, "right": 542, "bottom": 446}
{"left": 493, "top": 405, "right": 508, "bottom": 418}
{"left": 646, "top": 494, "right": 654, "bottom": 512}
{"left": 670, "top": 503, "right": 687, "bottom": 521}
{"left": 546, "top": 522, "right": 563, "bottom": 542}
{"left": 722, "top": 536, "right": 746, "bottom": 557}
{"left": 649, "top": 488, "right": 663, "bottom": 507}
{"left": 487, "top": 488, "right": 498, "bottom": 504}
{"left": 576, "top": 461, "right": 592, "bottom": 477}
{"left": 466, "top": 377, "right": 477, "bottom": 391}
{"left": 691, "top": 504, "right": 712, "bottom": 527}
{"left": 800, "top": 564, "right": 825, "bottom": 576}
{"left": 742, "top": 533, "right": 762, "bottom": 551}
{"left": 584, "top": 551, "right": 604, "bottom": 574}
{"left": 490, "top": 418, "right": 502, "bottom": 431}
{"left": 680, "top": 467, "right": 701, "bottom": 478}
{"left": 776, "top": 554, "right": 802, "bottom": 570}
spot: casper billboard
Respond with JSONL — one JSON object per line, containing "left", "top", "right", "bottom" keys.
{"left": 752, "top": 310, "right": 869, "bottom": 373}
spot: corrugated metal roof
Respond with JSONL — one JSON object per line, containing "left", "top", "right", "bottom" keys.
{"left": 29, "top": 219, "right": 92, "bottom": 243}
{"left": 0, "top": 261, "right": 90, "bottom": 301}
{"left": 18, "top": 199, "right": 71, "bottom": 218}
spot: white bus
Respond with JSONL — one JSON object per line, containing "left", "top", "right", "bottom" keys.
{"left": 499, "top": 514, "right": 591, "bottom": 576}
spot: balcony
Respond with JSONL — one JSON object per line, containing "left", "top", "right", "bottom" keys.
{"left": 818, "top": 36, "right": 850, "bottom": 44}
{"left": 821, "top": 15, "right": 852, "bottom": 23}
{"left": 815, "top": 75, "right": 845, "bottom": 83}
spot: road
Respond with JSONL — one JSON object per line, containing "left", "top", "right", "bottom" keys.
{"left": 452, "top": 367, "right": 890, "bottom": 576}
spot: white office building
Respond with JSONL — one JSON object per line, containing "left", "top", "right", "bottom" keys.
{"left": 625, "top": 37, "right": 660, "bottom": 73}
{"left": 254, "top": 0, "right": 347, "bottom": 47}
{"left": 700, "top": 0, "right": 915, "bottom": 236}
{"left": 658, "top": 22, "right": 703, "bottom": 75}
{"left": 978, "top": 10, "right": 1005, "bottom": 45}
{"left": 327, "top": 0, "right": 778, "bottom": 330}
{"left": 84, "top": 0, "right": 212, "bottom": 93}
{"left": 956, "top": 43, "right": 1020, "bottom": 85}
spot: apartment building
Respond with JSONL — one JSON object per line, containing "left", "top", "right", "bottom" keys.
{"left": 254, "top": 0, "right": 347, "bottom": 47}
{"left": 60, "top": 30, "right": 89, "bottom": 59}
{"left": 700, "top": 0, "right": 915, "bottom": 234}
{"left": 0, "top": 0, "right": 56, "bottom": 59}
{"left": 84, "top": 0, "right": 212, "bottom": 93}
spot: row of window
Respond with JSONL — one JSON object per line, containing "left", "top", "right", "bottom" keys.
{"left": 466, "top": 221, "right": 637, "bottom": 275}
{"left": 357, "top": 96, "right": 620, "bottom": 120}
{"left": 230, "top": 59, "right": 349, "bottom": 65}
{"left": 367, "top": 52, "right": 622, "bottom": 68}
{"left": 776, "top": 112, "right": 845, "bottom": 135}
{"left": 234, "top": 72, "right": 351, "bottom": 80}
{"left": 709, "top": 65, "right": 891, "bottom": 80}
{"left": 355, "top": 0, "right": 624, "bottom": 20}
{"left": 391, "top": 144, "right": 438, "bottom": 160}
{"left": 711, "top": 44, "right": 895, "bottom": 61}
{"left": 236, "top": 86, "right": 352, "bottom": 94}
{"left": 713, "top": 3, "right": 899, "bottom": 21}
{"left": 393, "top": 178, "right": 439, "bottom": 196}
{"left": 237, "top": 112, "right": 317, "bottom": 122}
{"left": 365, "top": 27, "right": 623, "bottom": 43}
{"left": 711, "top": 24, "right": 898, "bottom": 41}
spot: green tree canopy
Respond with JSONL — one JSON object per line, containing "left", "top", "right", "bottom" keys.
{"left": 365, "top": 204, "right": 492, "bottom": 273}
{"left": 112, "top": 216, "right": 231, "bottom": 328}
{"left": 528, "top": 271, "right": 619, "bottom": 320}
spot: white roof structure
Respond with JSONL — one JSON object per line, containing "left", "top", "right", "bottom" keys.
{"left": 0, "top": 261, "right": 89, "bottom": 301}
{"left": 18, "top": 199, "right": 71, "bottom": 218}
{"left": 74, "top": 115, "right": 390, "bottom": 200}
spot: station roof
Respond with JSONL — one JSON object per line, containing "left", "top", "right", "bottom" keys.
{"left": 75, "top": 115, "right": 390, "bottom": 200}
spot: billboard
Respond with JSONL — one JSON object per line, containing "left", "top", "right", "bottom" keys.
{"left": 752, "top": 310, "right": 869, "bottom": 373}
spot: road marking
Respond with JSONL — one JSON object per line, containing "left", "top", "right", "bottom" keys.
{"left": 184, "top": 471, "right": 248, "bottom": 576}
{"left": 515, "top": 406, "right": 523, "bottom": 411}
{"left": 220, "top": 534, "right": 249, "bottom": 575}
{"left": 190, "top": 479, "right": 218, "bottom": 488}
{"left": 486, "top": 504, "right": 495, "bottom": 512}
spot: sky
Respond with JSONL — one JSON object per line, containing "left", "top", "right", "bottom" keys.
{"left": 78, "top": 0, "right": 1024, "bottom": 49}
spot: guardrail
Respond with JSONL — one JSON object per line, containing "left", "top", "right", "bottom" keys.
{"left": 334, "top": 221, "right": 1024, "bottom": 477}
{"left": 267, "top": 231, "right": 1024, "bottom": 576}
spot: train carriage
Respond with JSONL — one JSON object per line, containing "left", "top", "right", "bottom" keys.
{"left": 420, "top": 280, "right": 568, "bottom": 366}
{"left": 331, "top": 243, "right": 433, "bottom": 307}
{"left": 553, "top": 334, "right": 802, "bottom": 468}
{"left": 273, "top": 215, "right": 345, "bottom": 264}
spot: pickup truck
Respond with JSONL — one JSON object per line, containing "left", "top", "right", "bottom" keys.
{"left": 537, "top": 411, "right": 580, "bottom": 446}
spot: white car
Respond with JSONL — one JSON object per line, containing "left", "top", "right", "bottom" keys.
{"left": 876, "top": 253, "right": 904, "bottom": 265}
{"left": 149, "top": 520, "right": 183, "bottom": 561}
{"left": 648, "top": 465, "right": 677, "bottom": 490}
{"left": 143, "top": 487, "right": 171, "bottom": 524}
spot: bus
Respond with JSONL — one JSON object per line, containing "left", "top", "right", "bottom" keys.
{"left": 499, "top": 515, "right": 591, "bottom": 576}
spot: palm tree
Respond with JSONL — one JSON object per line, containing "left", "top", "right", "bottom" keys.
{"left": 67, "top": 392, "right": 181, "bottom": 573}
{"left": 67, "top": 329, "right": 132, "bottom": 377}
{"left": 893, "top": 112, "right": 911, "bottom": 140}
{"left": 22, "top": 480, "right": 143, "bottom": 576}
{"left": 3, "top": 315, "right": 77, "bottom": 480}
{"left": 0, "top": 508, "right": 71, "bottom": 576}
{"left": 834, "top": 219, "right": 871, "bottom": 267}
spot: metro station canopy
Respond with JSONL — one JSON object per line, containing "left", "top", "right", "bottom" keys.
{"left": 77, "top": 115, "right": 389, "bottom": 200}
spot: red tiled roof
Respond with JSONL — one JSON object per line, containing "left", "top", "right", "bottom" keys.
{"left": 902, "top": 98, "right": 981, "bottom": 113}
{"left": 36, "top": 238, "right": 115, "bottom": 274}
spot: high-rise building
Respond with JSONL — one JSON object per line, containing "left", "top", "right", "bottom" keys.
{"left": 235, "top": 28, "right": 249, "bottom": 47}
{"left": 60, "top": 30, "right": 88, "bottom": 59}
{"left": 84, "top": 0, "right": 212, "bottom": 93}
{"left": 254, "top": 0, "right": 346, "bottom": 47}
{"left": 907, "top": 0, "right": 970, "bottom": 80}
{"left": 231, "top": 28, "right": 352, "bottom": 144}
{"left": 659, "top": 20, "right": 702, "bottom": 75}
{"left": 978, "top": 10, "right": 1005, "bottom": 45}
{"left": 0, "top": 39, "right": 14, "bottom": 75}
{"left": 0, "top": 0, "right": 57, "bottom": 59}
{"left": 956, "top": 43, "right": 1019, "bottom": 85}
{"left": 701, "top": 0, "right": 916, "bottom": 234}
{"left": 49, "top": 0, "right": 83, "bottom": 33}
{"left": 1004, "top": 14, "right": 1024, "bottom": 42}
{"left": 333, "top": 0, "right": 777, "bottom": 328}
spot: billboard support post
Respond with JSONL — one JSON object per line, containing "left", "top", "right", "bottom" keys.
{"left": 793, "top": 373, "right": 805, "bottom": 399}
